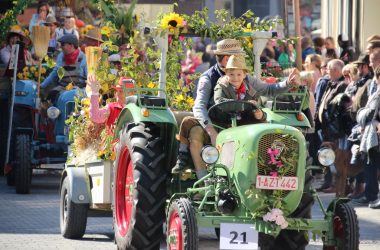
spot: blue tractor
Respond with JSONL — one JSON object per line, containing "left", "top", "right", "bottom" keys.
{"left": 4, "top": 75, "right": 79, "bottom": 194}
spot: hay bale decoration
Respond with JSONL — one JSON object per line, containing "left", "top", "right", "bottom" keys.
{"left": 85, "top": 46, "right": 103, "bottom": 76}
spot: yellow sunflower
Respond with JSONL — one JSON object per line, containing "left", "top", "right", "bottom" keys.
{"left": 160, "top": 13, "right": 184, "bottom": 32}
{"left": 186, "top": 96, "right": 194, "bottom": 107}
{"left": 147, "top": 82, "right": 156, "bottom": 88}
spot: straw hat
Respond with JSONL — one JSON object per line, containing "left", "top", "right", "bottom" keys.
{"left": 225, "top": 55, "right": 248, "bottom": 71}
{"left": 353, "top": 54, "right": 369, "bottom": 65}
{"left": 44, "top": 16, "right": 58, "bottom": 26}
{"left": 213, "top": 39, "right": 244, "bottom": 55}
{"left": 84, "top": 27, "right": 104, "bottom": 43}
{"left": 6, "top": 25, "right": 30, "bottom": 44}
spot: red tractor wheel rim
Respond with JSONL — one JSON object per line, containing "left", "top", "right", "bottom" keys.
{"left": 115, "top": 146, "right": 133, "bottom": 237}
{"left": 168, "top": 210, "right": 183, "bottom": 250}
{"left": 333, "top": 216, "right": 344, "bottom": 238}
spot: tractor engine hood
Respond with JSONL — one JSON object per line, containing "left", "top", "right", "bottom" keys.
{"left": 215, "top": 123, "right": 307, "bottom": 216}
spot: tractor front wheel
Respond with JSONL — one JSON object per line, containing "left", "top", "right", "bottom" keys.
{"left": 113, "top": 123, "right": 166, "bottom": 250}
{"left": 323, "top": 203, "right": 359, "bottom": 250}
{"left": 167, "top": 198, "right": 198, "bottom": 250}
{"left": 14, "top": 134, "right": 32, "bottom": 194}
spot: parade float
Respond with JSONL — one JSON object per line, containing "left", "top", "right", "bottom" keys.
{"left": 56, "top": 3, "right": 359, "bottom": 250}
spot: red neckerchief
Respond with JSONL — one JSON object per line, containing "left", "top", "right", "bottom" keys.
{"left": 64, "top": 48, "right": 80, "bottom": 65}
{"left": 235, "top": 83, "right": 246, "bottom": 100}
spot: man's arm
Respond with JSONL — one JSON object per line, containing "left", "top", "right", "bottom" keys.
{"left": 41, "top": 53, "right": 63, "bottom": 89}
{"left": 41, "top": 66, "right": 58, "bottom": 89}
{"left": 193, "top": 75, "right": 213, "bottom": 126}
{"left": 193, "top": 75, "right": 219, "bottom": 145}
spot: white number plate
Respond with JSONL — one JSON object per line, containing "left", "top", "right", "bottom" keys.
{"left": 256, "top": 175, "right": 299, "bottom": 190}
{"left": 220, "top": 223, "right": 258, "bottom": 250}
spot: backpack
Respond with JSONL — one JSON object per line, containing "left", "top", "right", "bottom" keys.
{"left": 325, "top": 93, "right": 353, "bottom": 138}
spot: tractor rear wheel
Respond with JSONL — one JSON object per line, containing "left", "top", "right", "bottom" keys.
{"left": 167, "top": 198, "right": 198, "bottom": 250}
{"left": 259, "top": 171, "right": 314, "bottom": 250}
{"left": 113, "top": 123, "right": 166, "bottom": 250}
{"left": 15, "top": 134, "right": 32, "bottom": 194}
{"left": 323, "top": 203, "right": 359, "bottom": 250}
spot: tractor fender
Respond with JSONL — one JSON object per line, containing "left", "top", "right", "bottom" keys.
{"left": 60, "top": 167, "right": 91, "bottom": 204}
{"left": 326, "top": 197, "right": 350, "bottom": 213}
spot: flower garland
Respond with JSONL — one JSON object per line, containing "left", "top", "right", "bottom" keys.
{"left": 245, "top": 134, "right": 298, "bottom": 229}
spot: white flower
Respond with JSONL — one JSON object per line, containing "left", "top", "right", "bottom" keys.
{"left": 275, "top": 214, "right": 286, "bottom": 225}
{"left": 263, "top": 212, "right": 275, "bottom": 222}
{"left": 271, "top": 208, "right": 283, "bottom": 217}
{"left": 280, "top": 220, "right": 289, "bottom": 229}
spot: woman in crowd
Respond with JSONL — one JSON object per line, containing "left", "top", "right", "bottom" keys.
{"left": 303, "top": 54, "right": 322, "bottom": 94}
{"left": 277, "top": 42, "right": 296, "bottom": 69}
{"left": 29, "top": 1, "right": 50, "bottom": 35}
{"left": 1, "top": 26, "right": 33, "bottom": 68}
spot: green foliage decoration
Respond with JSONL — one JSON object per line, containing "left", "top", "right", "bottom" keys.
{"left": 0, "top": 0, "right": 31, "bottom": 43}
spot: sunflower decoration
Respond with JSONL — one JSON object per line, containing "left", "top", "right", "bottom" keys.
{"left": 160, "top": 12, "right": 185, "bottom": 34}
{"left": 80, "top": 25, "right": 94, "bottom": 38}
{"left": 172, "top": 93, "right": 194, "bottom": 110}
{"left": 17, "top": 65, "right": 49, "bottom": 81}
{"left": 101, "top": 22, "right": 117, "bottom": 38}
{"left": 242, "top": 23, "right": 253, "bottom": 49}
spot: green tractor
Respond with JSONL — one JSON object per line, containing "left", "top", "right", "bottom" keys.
{"left": 110, "top": 33, "right": 359, "bottom": 249}
{"left": 59, "top": 31, "right": 359, "bottom": 250}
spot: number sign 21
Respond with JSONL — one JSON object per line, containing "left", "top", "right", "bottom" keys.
{"left": 220, "top": 223, "right": 258, "bottom": 250}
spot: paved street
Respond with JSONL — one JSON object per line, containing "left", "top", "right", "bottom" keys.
{"left": 0, "top": 172, "right": 379, "bottom": 250}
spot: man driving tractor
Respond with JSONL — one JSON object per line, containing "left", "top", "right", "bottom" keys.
{"left": 172, "top": 38, "right": 301, "bottom": 180}
{"left": 41, "top": 33, "right": 87, "bottom": 104}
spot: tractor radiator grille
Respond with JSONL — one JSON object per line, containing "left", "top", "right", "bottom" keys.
{"left": 258, "top": 133, "right": 299, "bottom": 197}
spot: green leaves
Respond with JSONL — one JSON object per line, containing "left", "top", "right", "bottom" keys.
{"left": 57, "top": 67, "right": 65, "bottom": 80}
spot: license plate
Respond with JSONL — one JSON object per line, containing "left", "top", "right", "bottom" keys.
{"left": 256, "top": 175, "right": 298, "bottom": 190}
{"left": 220, "top": 223, "right": 258, "bottom": 250}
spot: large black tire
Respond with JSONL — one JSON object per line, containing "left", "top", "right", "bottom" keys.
{"left": 113, "top": 123, "right": 166, "bottom": 250}
{"left": 60, "top": 177, "right": 88, "bottom": 239}
{"left": 323, "top": 203, "right": 359, "bottom": 250}
{"left": 167, "top": 198, "right": 198, "bottom": 250}
{"left": 14, "top": 134, "right": 32, "bottom": 194}
{"left": 260, "top": 171, "right": 314, "bottom": 250}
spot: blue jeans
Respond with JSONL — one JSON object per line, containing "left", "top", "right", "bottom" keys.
{"left": 364, "top": 148, "right": 380, "bottom": 201}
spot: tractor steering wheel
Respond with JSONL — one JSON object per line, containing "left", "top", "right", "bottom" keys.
{"left": 208, "top": 100, "right": 259, "bottom": 127}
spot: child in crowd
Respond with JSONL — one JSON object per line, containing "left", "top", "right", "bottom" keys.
{"left": 57, "top": 17, "right": 79, "bottom": 40}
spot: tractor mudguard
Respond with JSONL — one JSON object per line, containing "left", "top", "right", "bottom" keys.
{"left": 326, "top": 197, "right": 350, "bottom": 213}
{"left": 114, "top": 102, "right": 177, "bottom": 139}
{"left": 60, "top": 166, "right": 91, "bottom": 204}
{"left": 14, "top": 80, "right": 37, "bottom": 107}
{"left": 264, "top": 108, "right": 311, "bottom": 128}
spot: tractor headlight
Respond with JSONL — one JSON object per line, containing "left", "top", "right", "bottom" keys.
{"left": 318, "top": 147, "right": 335, "bottom": 166}
{"left": 47, "top": 106, "right": 61, "bottom": 119}
{"left": 201, "top": 145, "right": 219, "bottom": 164}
